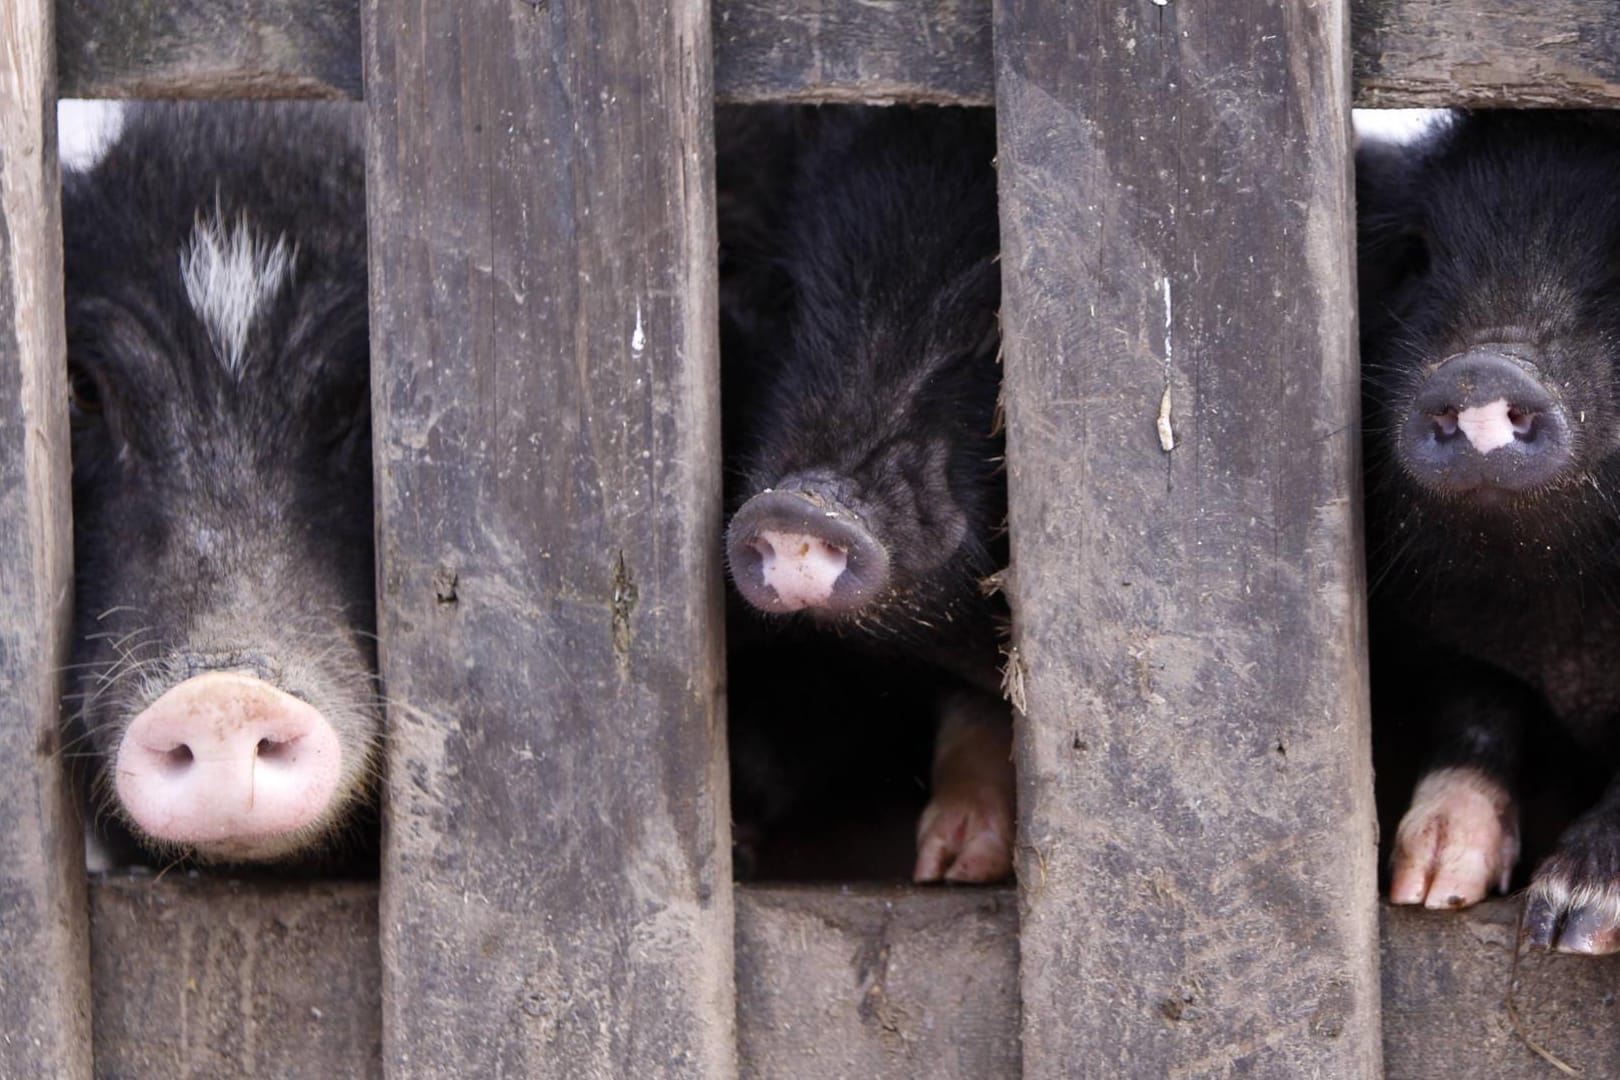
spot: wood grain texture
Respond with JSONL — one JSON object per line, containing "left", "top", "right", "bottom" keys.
{"left": 713, "top": 0, "right": 993, "bottom": 104}
{"left": 735, "top": 885, "right": 1020, "bottom": 1078}
{"left": 91, "top": 875, "right": 381, "bottom": 1079}
{"left": 992, "top": 0, "right": 1382, "bottom": 1074}
{"left": 53, "top": 0, "right": 1620, "bottom": 106}
{"left": 89, "top": 882, "right": 1620, "bottom": 1078}
{"left": 361, "top": 0, "right": 734, "bottom": 1076}
{"left": 1354, "top": 0, "right": 1620, "bottom": 108}
{"left": 57, "top": 0, "right": 359, "bottom": 99}
{"left": 1382, "top": 902, "right": 1620, "bottom": 1079}
{"left": 0, "top": 0, "right": 93, "bottom": 1075}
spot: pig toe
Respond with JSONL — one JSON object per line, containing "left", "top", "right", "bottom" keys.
{"left": 1523, "top": 882, "right": 1620, "bottom": 955}
{"left": 1522, "top": 839, "right": 1620, "bottom": 955}
{"left": 942, "top": 829, "right": 1013, "bottom": 883}
{"left": 913, "top": 785, "right": 1013, "bottom": 884}
{"left": 1389, "top": 767, "right": 1518, "bottom": 909}
{"left": 1554, "top": 904, "right": 1620, "bottom": 955}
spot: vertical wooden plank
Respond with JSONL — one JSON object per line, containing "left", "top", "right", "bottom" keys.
{"left": 993, "top": 1, "right": 1381, "bottom": 1075}
{"left": 0, "top": 1, "right": 94, "bottom": 1075}
{"left": 362, "top": 0, "right": 733, "bottom": 1076}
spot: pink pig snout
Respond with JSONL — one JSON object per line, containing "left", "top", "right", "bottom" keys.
{"left": 115, "top": 671, "right": 343, "bottom": 859}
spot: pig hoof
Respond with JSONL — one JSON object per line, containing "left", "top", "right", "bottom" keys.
{"left": 914, "top": 784, "right": 1013, "bottom": 884}
{"left": 1523, "top": 840, "right": 1620, "bottom": 955}
{"left": 1389, "top": 766, "right": 1519, "bottom": 909}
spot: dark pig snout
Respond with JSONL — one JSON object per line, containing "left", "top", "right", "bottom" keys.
{"left": 726, "top": 484, "right": 890, "bottom": 615}
{"left": 115, "top": 671, "right": 343, "bottom": 860}
{"left": 1399, "top": 346, "right": 1573, "bottom": 494}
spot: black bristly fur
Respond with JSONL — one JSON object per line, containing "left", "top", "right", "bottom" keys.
{"left": 62, "top": 103, "right": 378, "bottom": 865}
{"left": 725, "top": 106, "right": 1006, "bottom": 688}
{"left": 1361, "top": 111, "right": 1620, "bottom": 599}
{"left": 1360, "top": 110, "right": 1620, "bottom": 948}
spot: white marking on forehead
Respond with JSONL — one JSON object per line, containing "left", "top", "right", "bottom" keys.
{"left": 179, "top": 209, "right": 295, "bottom": 378}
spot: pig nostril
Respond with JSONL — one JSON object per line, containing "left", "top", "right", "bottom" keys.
{"left": 256, "top": 736, "right": 293, "bottom": 762}
{"left": 1508, "top": 406, "right": 1536, "bottom": 439}
{"left": 161, "top": 744, "right": 194, "bottom": 773}
{"left": 1432, "top": 408, "right": 1460, "bottom": 440}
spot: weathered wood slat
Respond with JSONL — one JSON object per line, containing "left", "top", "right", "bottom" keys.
{"left": 86, "top": 882, "right": 1620, "bottom": 1078}
{"left": 56, "top": 0, "right": 360, "bottom": 100}
{"left": 56, "top": 0, "right": 1620, "bottom": 106}
{"left": 1353, "top": 0, "right": 1620, "bottom": 109}
{"left": 735, "top": 886, "right": 1020, "bottom": 1078}
{"left": 91, "top": 877, "right": 381, "bottom": 1079}
{"left": 992, "top": 0, "right": 1382, "bottom": 1075}
{"left": 1380, "top": 903, "right": 1620, "bottom": 1079}
{"left": 361, "top": 0, "right": 734, "bottom": 1076}
{"left": 713, "top": 0, "right": 993, "bottom": 105}
{"left": 0, "top": 1, "right": 94, "bottom": 1075}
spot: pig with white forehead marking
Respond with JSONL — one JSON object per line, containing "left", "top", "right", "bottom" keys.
{"left": 62, "top": 102, "right": 378, "bottom": 866}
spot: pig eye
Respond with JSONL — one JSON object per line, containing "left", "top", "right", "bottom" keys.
{"left": 1389, "top": 229, "right": 1432, "bottom": 288}
{"left": 325, "top": 408, "right": 370, "bottom": 456}
{"left": 970, "top": 311, "right": 1001, "bottom": 361}
{"left": 67, "top": 364, "right": 104, "bottom": 419}
{"left": 313, "top": 380, "right": 372, "bottom": 461}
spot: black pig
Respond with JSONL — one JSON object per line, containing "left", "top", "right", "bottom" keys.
{"left": 62, "top": 103, "right": 378, "bottom": 865}
{"left": 1360, "top": 111, "right": 1620, "bottom": 952}
{"left": 721, "top": 106, "right": 1013, "bottom": 883}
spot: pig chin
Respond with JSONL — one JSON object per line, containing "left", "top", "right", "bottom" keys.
{"left": 185, "top": 828, "right": 333, "bottom": 865}
{"left": 1448, "top": 484, "right": 1517, "bottom": 509}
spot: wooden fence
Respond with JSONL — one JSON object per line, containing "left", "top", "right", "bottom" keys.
{"left": 4, "top": 1, "right": 1619, "bottom": 1077}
